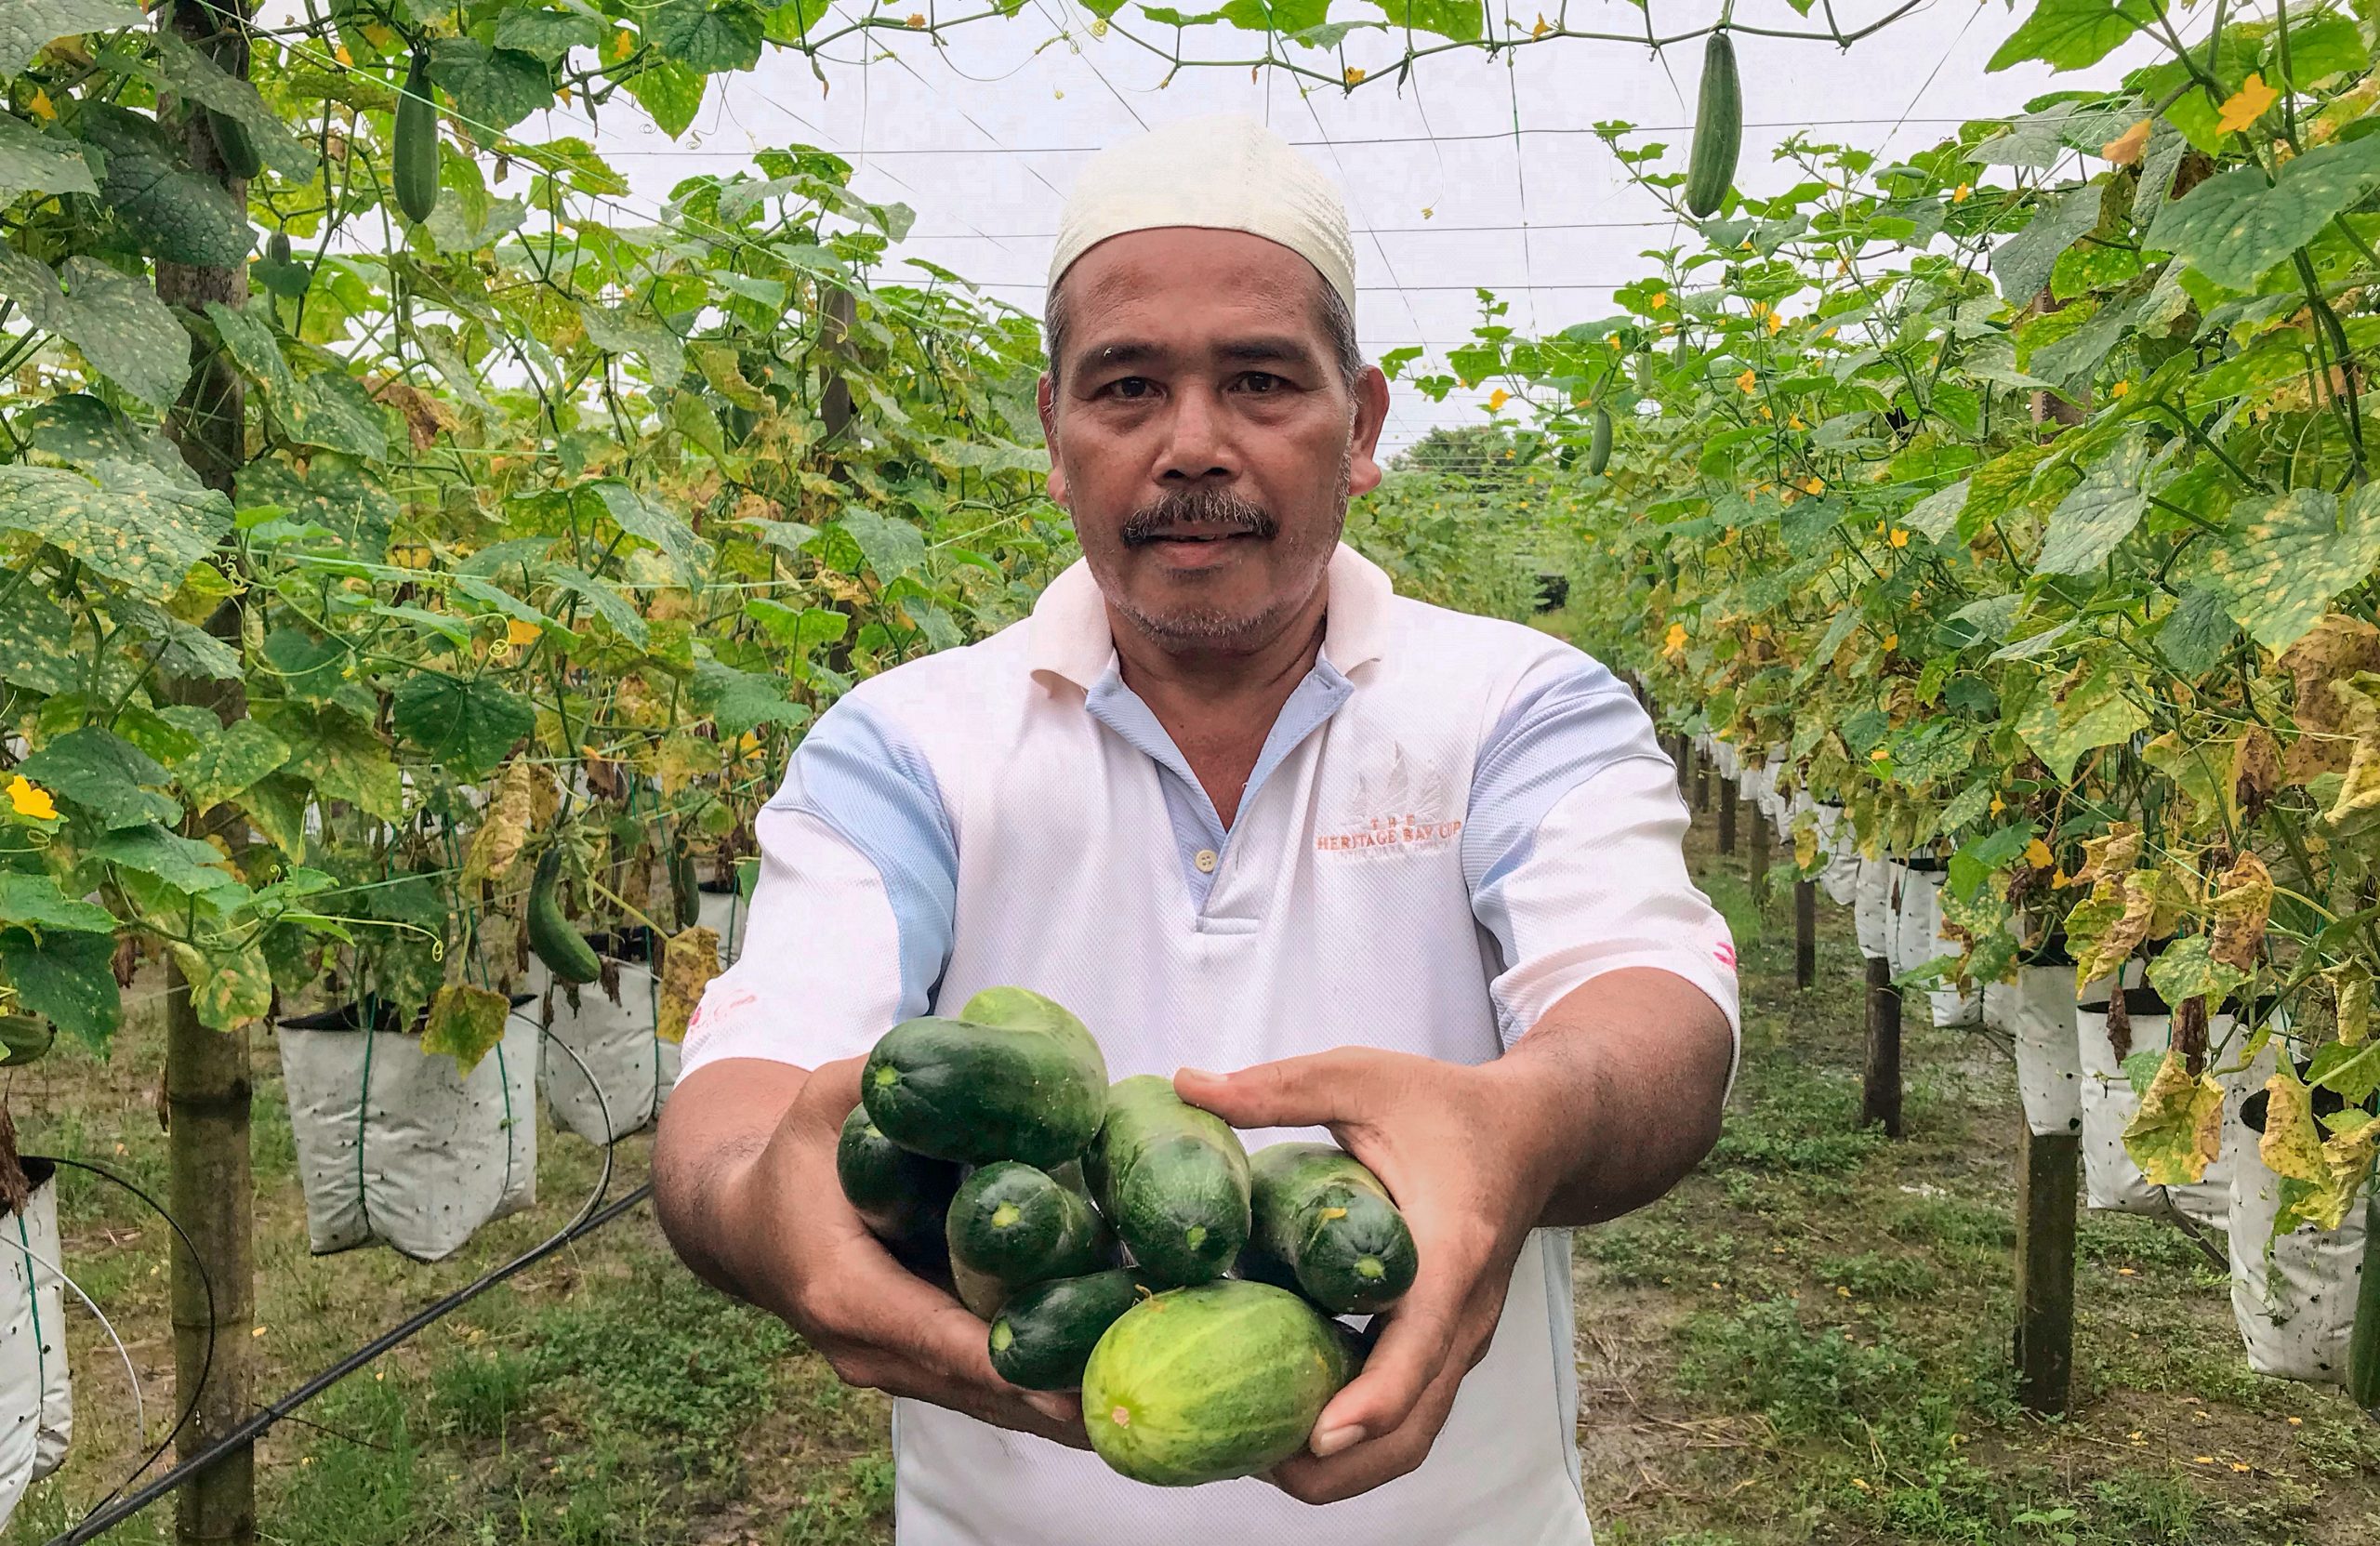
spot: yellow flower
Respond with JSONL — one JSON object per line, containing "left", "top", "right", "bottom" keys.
{"left": 506, "top": 618, "right": 542, "bottom": 647}
{"left": 1802, "top": 476, "right": 1825, "bottom": 496}
{"left": 1608, "top": 335, "right": 1622, "bottom": 350}
{"left": 1421, "top": 205, "right": 1434, "bottom": 219}
{"left": 1648, "top": 290, "right": 1668, "bottom": 310}
{"left": 1531, "top": 13, "right": 1552, "bottom": 38}
{"left": 613, "top": 29, "right": 636, "bottom": 59}
{"left": 2025, "top": 839, "right": 2055, "bottom": 868}
{"left": 1759, "top": 404, "right": 1773, "bottom": 421}
{"left": 7, "top": 774, "right": 56, "bottom": 821}
{"left": 555, "top": 85, "right": 571, "bottom": 103}
{"left": 2102, "top": 119, "right": 2152, "bottom": 165}
{"left": 1488, "top": 388, "right": 1510, "bottom": 411}
{"left": 1882, "top": 632, "right": 1897, "bottom": 651}
{"left": 26, "top": 89, "right": 54, "bottom": 123}
{"left": 1344, "top": 65, "right": 1366, "bottom": 86}
{"left": 1871, "top": 747, "right": 1890, "bottom": 762}
{"left": 2111, "top": 379, "right": 2131, "bottom": 398}
{"left": 1788, "top": 413, "right": 1805, "bottom": 429}
{"left": 1767, "top": 311, "right": 1784, "bottom": 336}
{"left": 2217, "top": 73, "right": 2279, "bottom": 136}
{"left": 1951, "top": 183, "right": 1972, "bottom": 204}
{"left": 1736, "top": 368, "right": 1757, "bottom": 395}
{"left": 1989, "top": 796, "right": 2004, "bottom": 815}
{"left": 906, "top": 12, "right": 927, "bottom": 25}
{"left": 1889, "top": 528, "right": 1909, "bottom": 548}
{"left": 335, "top": 43, "right": 354, "bottom": 66}
{"left": 1664, "top": 623, "right": 1688, "bottom": 654}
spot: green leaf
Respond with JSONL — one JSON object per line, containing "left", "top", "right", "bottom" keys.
{"left": 837, "top": 509, "right": 926, "bottom": 579}
{"left": 0, "top": 0, "right": 143, "bottom": 76}
{"left": 104, "top": 595, "right": 241, "bottom": 681}
{"left": 2035, "top": 436, "right": 2150, "bottom": 575}
{"left": 1990, "top": 183, "right": 2103, "bottom": 304}
{"left": 421, "top": 982, "right": 512, "bottom": 1075}
{"left": 0, "top": 111, "right": 97, "bottom": 200}
{"left": 0, "top": 248, "right": 193, "bottom": 408}
{"left": 390, "top": 674, "right": 536, "bottom": 780}
{"left": 745, "top": 598, "right": 848, "bottom": 652}
{"left": 2157, "top": 584, "right": 2238, "bottom": 676}
{"left": 0, "top": 458, "right": 233, "bottom": 600}
{"left": 205, "top": 301, "right": 295, "bottom": 402}
{"left": 13, "top": 391, "right": 154, "bottom": 466}
{"left": 260, "top": 706, "right": 403, "bottom": 823}
{"left": 170, "top": 718, "right": 291, "bottom": 813}
{"left": 2016, "top": 662, "right": 2149, "bottom": 781}
{"left": 17, "top": 726, "right": 179, "bottom": 830}
{"left": 86, "top": 824, "right": 247, "bottom": 903}
{"left": 2149, "top": 133, "right": 2380, "bottom": 291}
{"left": 536, "top": 562, "right": 649, "bottom": 646}
{"left": 236, "top": 456, "right": 396, "bottom": 562}
{"left": 493, "top": 8, "right": 607, "bottom": 61}
{"left": 1985, "top": 0, "right": 2157, "bottom": 73}
{"left": 2144, "top": 933, "right": 2251, "bottom": 1008}
{"left": 277, "top": 368, "right": 391, "bottom": 460}
{"left": 692, "top": 659, "right": 813, "bottom": 738}
{"left": 1219, "top": 0, "right": 1329, "bottom": 29}
{"left": 1902, "top": 480, "right": 1970, "bottom": 541}
{"left": 149, "top": 33, "right": 318, "bottom": 180}
{"left": 577, "top": 303, "right": 686, "bottom": 390}
{"left": 581, "top": 481, "right": 709, "bottom": 586}
{"left": 0, "top": 874, "right": 115, "bottom": 934}
{"left": 0, "top": 589, "right": 78, "bottom": 695}
{"left": 1370, "top": 0, "right": 1484, "bottom": 43}
{"left": 2194, "top": 486, "right": 2380, "bottom": 653}
{"left": 0, "top": 928, "right": 119, "bottom": 1055}
{"left": 427, "top": 40, "right": 556, "bottom": 132}
{"left": 625, "top": 58, "right": 706, "bottom": 139}
{"left": 2309, "top": 1037, "right": 2380, "bottom": 1105}
{"left": 650, "top": 0, "right": 767, "bottom": 73}
{"left": 78, "top": 104, "right": 253, "bottom": 268}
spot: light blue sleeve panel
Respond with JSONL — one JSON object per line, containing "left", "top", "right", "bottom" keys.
{"left": 680, "top": 695, "right": 958, "bottom": 1075}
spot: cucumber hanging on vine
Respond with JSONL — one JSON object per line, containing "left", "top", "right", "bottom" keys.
{"left": 1684, "top": 31, "right": 1741, "bottom": 219}
{"left": 269, "top": 231, "right": 293, "bottom": 266}
{"left": 392, "top": 49, "right": 440, "bottom": 225}
{"left": 527, "top": 846, "right": 602, "bottom": 984}
{"left": 2348, "top": 1191, "right": 2380, "bottom": 1408}
{"left": 208, "top": 110, "right": 264, "bottom": 181}
{"left": 1586, "top": 405, "right": 1614, "bottom": 475}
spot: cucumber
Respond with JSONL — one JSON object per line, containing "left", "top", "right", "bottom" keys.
{"left": 2349, "top": 1188, "right": 2380, "bottom": 1410}
{"left": 208, "top": 110, "right": 264, "bottom": 180}
{"left": 269, "top": 231, "right": 293, "bottom": 266}
{"left": 1244, "top": 1143, "right": 1418, "bottom": 1315}
{"left": 1587, "top": 405, "right": 1614, "bottom": 475}
{"left": 1684, "top": 31, "right": 1741, "bottom": 219}
{"left": 989, "top": 1268, "right": 1145, "bottom": 1391}
{"left": 862, "top": 986, "right": 1108, "bottom": 1168}
{"left": 836, "top": 1105, "right": 961, "bottom": 1249}
{"left": 1081, "top": 1280, "right": 1359, "bottom": 1487}
{"left": 946, "top": 1160, "right": 1113, "bottom": 1293}
{"left": 1084, "top": 1075, "right": 1250, "bottom": 1288}
{"left": 669, "top": 843, "right": 701, "bottom": 931}
{"left": 526, "top": 846, "right": 601, "bottom": 984}
{"left": 392, "top": 50, "right": 439, "bottom": 224}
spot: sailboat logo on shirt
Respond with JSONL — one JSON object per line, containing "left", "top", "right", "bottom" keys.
{"left": 1315, "top": 743, "right": 1464, "bottom": 856}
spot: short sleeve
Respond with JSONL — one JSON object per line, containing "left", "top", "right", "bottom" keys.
{"left": 681, "top": 697, "right": 957, "bottom": 1077}
{"left": 1462, "top": 659, "right": 1739, "bottom": 1076}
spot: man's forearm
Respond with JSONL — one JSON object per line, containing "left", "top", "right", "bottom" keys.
{"left": 1490, "top": 967, "right": 1735, "bottom": 1228}
{"left": 651, "top": 1059, "right": 808, "bottom": 1315}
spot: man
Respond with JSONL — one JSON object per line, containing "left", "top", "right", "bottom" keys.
{"left": 654, "top": 113, "right": 1738, "bottom": 1545}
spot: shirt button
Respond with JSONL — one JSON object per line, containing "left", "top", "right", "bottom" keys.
{"left": 1194, "top": 849, "right": 1219, "bottom": 874}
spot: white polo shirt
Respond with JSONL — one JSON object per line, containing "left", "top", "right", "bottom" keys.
{"left": 684, "top": 543, "right": 1739, "bottom": 1546}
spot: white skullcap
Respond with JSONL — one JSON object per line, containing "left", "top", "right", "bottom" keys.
{"left": 1047, "top": 113, "right": 1356, "bottom": 315}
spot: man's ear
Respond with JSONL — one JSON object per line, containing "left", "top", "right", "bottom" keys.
{"left": 1345, "top": 365, "right": 1392, "bottom": 498}
{"left": 1038, "top": 373, "right": 1068, "bottom": 505}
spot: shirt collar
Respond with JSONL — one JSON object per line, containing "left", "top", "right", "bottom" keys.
{"left": 1026, "top": 541, "right": 1395, "bottom": 692}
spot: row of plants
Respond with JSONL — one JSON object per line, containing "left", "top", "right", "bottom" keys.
{"left": 1403, "top": 2, "right": 2380, "bottom": 1272}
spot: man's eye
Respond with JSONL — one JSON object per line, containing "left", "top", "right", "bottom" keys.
{"left": 1104, "top": 377, "right": 1156, "bottom": 400}
{"left": 1235, "top": 373, "right": 1284, "bottom": 393}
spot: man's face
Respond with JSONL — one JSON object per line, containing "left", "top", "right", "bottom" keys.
{"left": 1038, "top": 228, "right": 1390, "bottom": 656}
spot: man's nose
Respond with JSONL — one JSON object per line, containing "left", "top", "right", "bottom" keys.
{"left": 1158, "top": 386, "right": 1237, "bottom": 483}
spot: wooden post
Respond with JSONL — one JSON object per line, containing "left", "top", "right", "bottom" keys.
{"left": 1863, "top": 954, "right": 1903, "bottom": 1137}
{"left": 1692, "top": 749, "right": 1711, "bottom": 813}
{"left": 2014, "top": 1124, "right": 2079, "bottom": 1414}
{"left": 1794, "top": 879, "right": 1817, "bottom": 988}
{"left": 820, "top": 284, "right": 857, "bottom": 439}
{"left": 1717, "top": 777, "right": 1738, "bottom": 855}
{"left": 1747, "top": 799, "right": 1770, "bottom": 906}
{"left": 157, "top": 7, "right": 258, "bottom": 1540}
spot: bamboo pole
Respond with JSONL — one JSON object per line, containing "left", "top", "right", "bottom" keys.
{"left": 1794, "top": 879, "right": 1817, "bottom": 988}
{"left": 1717, "top": 777, "right": 1738, "bottom": 855}
{"left": 1863, "top": 954, "right": 1903, "bottom": 1137}
{"left": 2014, "top": 1125, "right": 2079, "bottom": 1414}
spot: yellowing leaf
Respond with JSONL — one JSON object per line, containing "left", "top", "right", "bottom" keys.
{"left": 463, "top": 761, "right": 536, "bottom": 885}
{"left": 2074, "top": 823, "right": 2144, "bottom": 886}
{"left": 2260, "top": 1068, "right": 2329, "bottom": 1184}
{"left": 2103, "top": 119, "right": 2153, "bottom": 165}
{"left": 2122, "top": 1051, "right": 2224, "bottom": 1185}
{"left": 658, "top": 926, "right": 721, "bottom": 1043}
{"left": 7, "top": 776, "right": 56, "bottom": 821}
{"left": 2208, "top": 852, "right": 2272, "bottom": 971}
{"left": 421, "top": 984, "right": 510, "bottom": 1077}
{"left": 362, "top": 23, "right": 396, "bottom": 47}
{"left": 2216, "top": 73, "right": 2280, "bottom": 136}
{"left": 2334, "top": 959, "right": 2373, "bottom": 1047}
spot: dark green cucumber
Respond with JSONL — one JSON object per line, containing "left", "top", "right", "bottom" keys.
{"left": 1245, "top": 1143, "right": 1418, "bottom": 1315}
{"left": 1587, "top": 405, "right": 1614, "bottom": 475}
{"left": 669, "top": 843, "right": 701, "bottom": 931}
{"left": 526, "top": 846, "right": 601, "bottom": 984}
{"left": 392, "top": 50, "right": 439, "bottom": 224}
{"left": 989, "top": 1268, "right": 1146, "bottom": 1391}
{"left": 1084, "top": 1075, "right": 1250, "bottom": 1288}
{"left": 2349, "top": 1189, "right": 2380, "bottom": 1410}
{"left": 1684, "top": 32, "right": 1741, "bottom": 219}
{"left": 862, "top": 986, "right": 1108, "bottom": 1168}
{"left": 269, "top": 231, "right": 293, "bottom": 266}
{"left": 837, "top": 1104, "right": 961, "bottom": 1249}
{"left": 209, "top": 110, "right": 264, "bottom": 180}
{"left": 947, "top": 1161, "right": 1114, "bottom": 1294}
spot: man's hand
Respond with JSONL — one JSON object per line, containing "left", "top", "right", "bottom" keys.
{"left": 716, "top": 1056, "right": 1089, "bottom": 1447}
{"left": 1173, "top": 1049, "right": 1560, "bottom": 1505}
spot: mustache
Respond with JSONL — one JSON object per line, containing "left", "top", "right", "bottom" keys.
{"left": 1118, "top": 488, "right": 1278, "bottom": 547}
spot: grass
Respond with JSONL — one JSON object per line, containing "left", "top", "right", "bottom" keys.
{"left": 2, "top": 804, "right": 2376, "bottom": 1543}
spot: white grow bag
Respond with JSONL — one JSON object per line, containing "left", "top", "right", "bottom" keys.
{"left": 1893, "top": 866, "right": 1981, "bottom": 1029}
{"left": 1757, "top": 749, "right": 1790, "bottom": 826}
{"left": 1711, "top": 740, "right": 1740, "bottom": 781}
{"left": 1854, "top": 858, "right": 1895, "bottom": 960}
{"left": 2009, "top": 965, "right": 2085, "bottom": 1138}
{"left": 2075, "top": 992, "right": 2226, "bottom": 1223}
{"left": 0, "top": 1164, "right": 69, "bottom": 1527}
{"left": 1810, "top": 803, "right": 1860, "bottom": 907}
{"left": 2228, "top": 1043, "right": 2369, "bottom": 1383}
{"left": 696, "top": 880, "right": 750, "bottom": 969}
{"left": 279, "top": 1003, "right": 540, "bottom": 1262}
{"left": 535, "top": 938, "right": 679, "bottom": 1147}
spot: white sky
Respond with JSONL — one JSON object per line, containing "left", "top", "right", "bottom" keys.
{"left": 516, "top": 2, "right": 2162, "bottom": 456}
